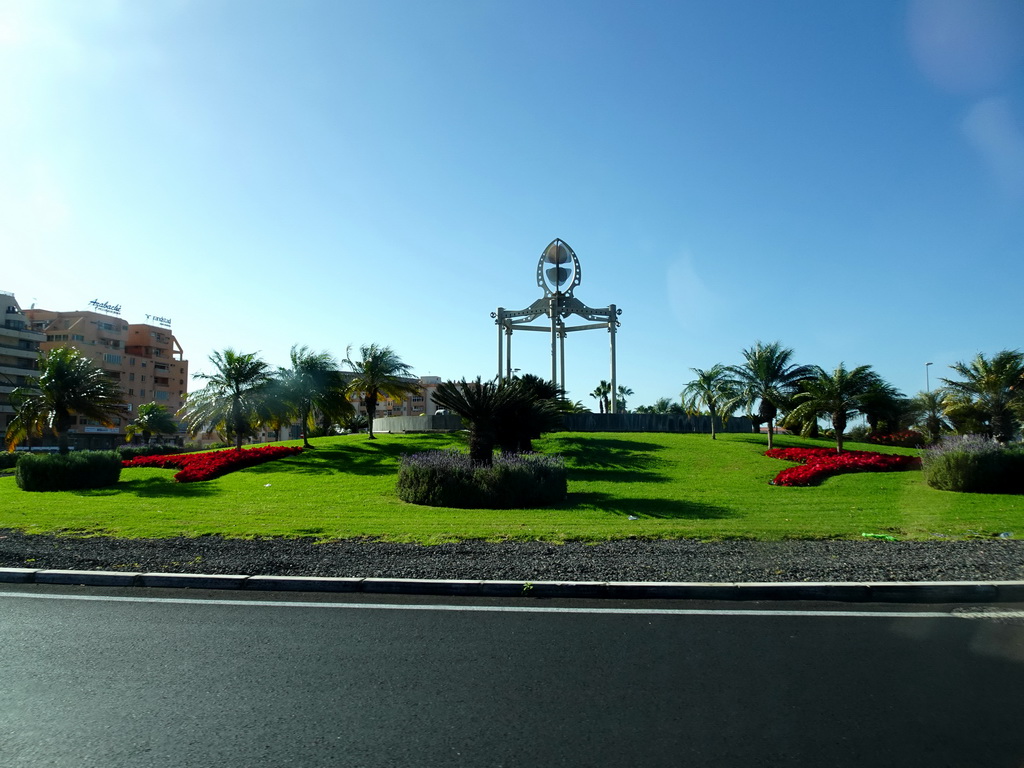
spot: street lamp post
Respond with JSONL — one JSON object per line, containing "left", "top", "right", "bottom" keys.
{"left": 926, "top": 362, "right": 933, "bottom": 393}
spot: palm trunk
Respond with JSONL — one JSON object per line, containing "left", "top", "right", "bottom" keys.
{"left": 833, "top": 412, "right": 846, "bottom": 452}
{"left": 365, "top": 393, "right": 377, "bottom": 439}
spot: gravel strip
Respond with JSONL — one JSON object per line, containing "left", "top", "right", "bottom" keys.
{"left": 1, "top": 530, "right": 1022, "bottom": 582}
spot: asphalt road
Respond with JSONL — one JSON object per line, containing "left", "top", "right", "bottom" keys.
{"left": 2, "top": 585, "right": 1023, "bottom": 767}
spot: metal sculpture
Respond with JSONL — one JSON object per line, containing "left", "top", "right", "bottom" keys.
{"left": 492, "top": 238, "right": 622, "bottom": 411}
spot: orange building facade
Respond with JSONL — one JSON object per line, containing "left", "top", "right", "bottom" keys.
{"left": 22, "top": 306, "right": 188, "bottom": 447}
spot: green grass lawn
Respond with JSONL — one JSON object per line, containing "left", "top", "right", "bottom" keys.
{"left": 0, "top": 431, "right": 1021, "bottom": 543}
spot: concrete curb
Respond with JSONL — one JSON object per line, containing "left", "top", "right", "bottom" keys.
{"left": 2, "top": 567, "right": 1024, "bottom": 602}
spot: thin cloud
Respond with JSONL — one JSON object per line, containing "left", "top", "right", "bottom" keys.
{"left": 962, "top": 97, "right": 1024, "bottom": 196}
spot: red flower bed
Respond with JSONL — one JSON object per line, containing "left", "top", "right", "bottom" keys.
{"left": 765, "top": 447, "right": 919, "bottom": 487}
{"left": 123, "top": 445, "right": 303, "bottom": 483}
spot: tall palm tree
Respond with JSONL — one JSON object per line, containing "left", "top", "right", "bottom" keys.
{"left": 342, "top": 344, "right": 417, "bottom": 439}
{"left": 278, "top": 345, "right": 353, "bottom": 448}
{"left": 681, "top": 364, "right": 740, "bottom": 440}
{"left": 909, "top": 390, "right": 952, "bottom": 445}
{"left": 859, "top": 379, "right": 907, "bottom": 435}
{"left": 728, "top": 341, "right": 812, "bottom": 449}
{"left": 787, "top": 364, "right": 879, "bottom": 452}
{"left": 615, "top": 385, "right": 634, "bottom": 413}
{"left": 939, "top": 350, "right": 1024, "bottom": 443}
{"left": 178, "top": 349, "right": 272, "bottom": 450}
{"left": 589, "top": 380, "right": 611, "bottom": 414}
{"left": 125, "top": 402, "right": 179, "bottom": 445}
{"left": 4, "top": 346, "right": 125, "bottom": 454}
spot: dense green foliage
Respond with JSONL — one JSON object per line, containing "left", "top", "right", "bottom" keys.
{"left": 395, "top": 450, "right": 567, "bottom": 508}
{"left": 0, "top": 452, "right": 20, "bottom": 470}
{"left": 940, "top": 350, "right": 1024, "bottom": 443}
{"left": 15, "top": 451, "right": 122, "bottom": 492}
{"left": 116, "top": 445, "right": 185, "bottom": 460}
{"left": 431, "top": 376, "right": 563, "bottom": 464}
{"left": 922, "top": 435, "right": 1024, "bottom": 494}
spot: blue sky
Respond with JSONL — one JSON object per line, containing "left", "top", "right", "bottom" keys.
{"left": 2, "top": 0, "right": 1023, "bottom": 411}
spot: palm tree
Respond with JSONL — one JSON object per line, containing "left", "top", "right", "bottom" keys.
{"left": 342, "top": 344, "right": 417, "bottom": 439}
{"left": 615, "top": 385, "right": 634, "bottom": 413}
{"left": 4, "top": 387, "right": 48, "bottom": 452}
{"left": 432, "top": 377, "right": 508, "bottom": 465}
{"left": 589, "top": 380, "right": 611, "bottom": 414}
{"left": 787, "top": 364, "right": 879, "bottom": 452}
{"left": 495, "top": 375, "right": 564, "bottom": 454}
{"left": 859, "top": 379, "right": 908, "bottom": 436}
{"left": 636, "top": 397, "right": 684, "bottom": 415}
{"left": 277, "top": 345, "right": 353, "bottom": 449}
{"left": 940, "top": 350, "right": 1024, "bottom": 443}
{"left": 728, "top": 341, "right": 812, "bottom": 449}
{"left": 125, "top": 402, "right": 179, "bottom": 445}
{"left": 432, "top": 376, "right": 562, "bottom": 463}
{"left": 681, "top": 364, "right": 740, "bottom": 440}
{"left": 178, "top": 349, "right": 272, "bottom": 450}
{"left": 909, "top": 390, "right": 951, "bottom": 445}
{"left": 4, "top": 346, "right": 125, "bottom": 454}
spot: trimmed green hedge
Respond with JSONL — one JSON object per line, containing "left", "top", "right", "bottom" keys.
{"left": 116, "top": 445, "right": 184, "bottom": 460}
{"left": 0, "top": 453, "right": 20, "bottom": 471}
{"left": 396, "top": 450, "right": 567, "bottom": 508}
{"left": 15, "top": 451, "right": 123, "bottom": 492}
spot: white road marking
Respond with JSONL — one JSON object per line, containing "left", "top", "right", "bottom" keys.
{"left": 0, "top": 590, "right": 979, "bottom": 618}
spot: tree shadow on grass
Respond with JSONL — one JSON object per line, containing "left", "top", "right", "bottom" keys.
{"left": 76, "top": 477, "right": 218, "bottom": 499}
{"left": 564, "top": 491, "right": 735, "bottom": 520}
{"left": 549, "top": 436, "right": 670, "bottom": 482}
{"left": 245, "top": 434, "right": 461, "bottom": 477}
{"left": 567, "top": 468, "right": 672, "bottom": 484}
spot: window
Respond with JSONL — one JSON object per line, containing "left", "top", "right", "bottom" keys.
{"left": 140, "top": 375, "right": 146, "bottom": 382}
{"left": 72, "top": 334, "right": 84, "bottom": 341}
{"left": 103, "top": 353, "right": 122, "bottom": 365}
{"left": 128, "top": 388, "right": 134, "bottom": 395}
{"left": 155, "top": 390, "right": 169, "bottom": 401}
{"left": 129, "top": 373, "right": 135, "bottom": 382}
{"left": 129, "top": 358, "right": 135, "bottom": 366}
{"left": 139, "top": 389, "right": 145, "bottom": 397}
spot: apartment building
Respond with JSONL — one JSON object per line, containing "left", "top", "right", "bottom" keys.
{"left": 22, "top": 305, "right": 189, "bottom": 447}
{"left": 0, "top": 291, "right": 46, "bottom": 436}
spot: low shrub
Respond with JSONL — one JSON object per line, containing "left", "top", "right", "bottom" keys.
{"left": 15, "top": 451, "right": 123, "bottom": 492}
{"left": 922, "top": 435, "right": 1024, "bottom": 494}
{"left": 0, "top": 453, "right": 20, "bottom": 471}
{"left": 396, "top": 450, "right": 567, "bottom": 508}
{"left": 116, "top": 445, "right": 184, "bottom": 460}
{"left": 869, "top": 430, "right": 925, "bottom": 448}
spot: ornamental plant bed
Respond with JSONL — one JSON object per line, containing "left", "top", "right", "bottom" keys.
{"left": 766, "top": 447, "right": 919, "bottom": 487}
{"left": 122, "top": 445, "right": 303, "bottom": 482}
